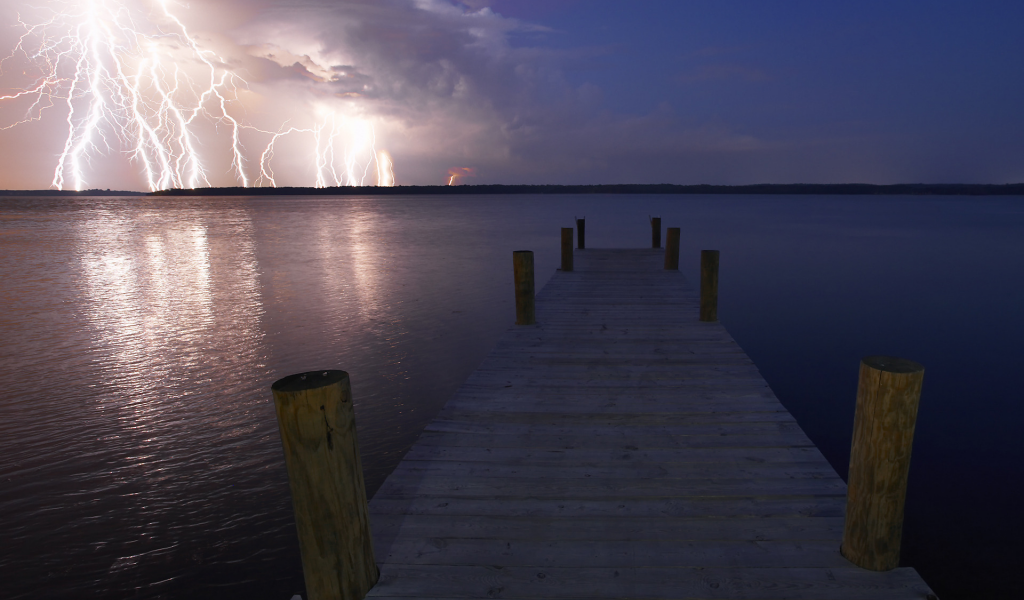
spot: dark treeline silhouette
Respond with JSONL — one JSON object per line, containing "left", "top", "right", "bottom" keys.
{"left": 0, "top": 189, "right": 145, "bottom": 196}
{"left": 154, "top": 183, "right": 1024, "bottom": 196}
{"left": 4, "top": 183, "right": 1024, "bottom": 196}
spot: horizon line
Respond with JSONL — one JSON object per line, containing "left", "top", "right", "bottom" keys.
{"left": 2, "top": 182, "right": 1024, "bottom": 197}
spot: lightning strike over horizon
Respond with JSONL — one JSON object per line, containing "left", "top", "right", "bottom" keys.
{"left": 0, "top": 0, "right": 395, "bottom": 191}
{"left": 446, "top": 166, "right": 473, "bottom": 186}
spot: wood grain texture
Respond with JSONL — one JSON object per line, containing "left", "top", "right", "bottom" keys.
{"left": 367, "top": 249, "right": 934, "bottom": 599}
{"left": 512, "top": 251, "right": 535, "bottom": 326}
{"left": 841, "top": 356, "right": 925, "bottom": 571}
{"left": 665, "top": 227, "right": 680, "bottom": 270}
{"left": 560, "top": 228, "right": 573, "bottom": 272}
{"left": 272, "top": 370, "right": 378, "bottom": 600}
{"left": 369, "top": 514, "right": 847, "bottom": 542}
{"left": 367, "top": 565, "right": 933, "bottom": 600}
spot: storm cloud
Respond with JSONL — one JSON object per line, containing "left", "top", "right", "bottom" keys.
{"left": 1, "top": 0, "right": 1022, "bottom": 189}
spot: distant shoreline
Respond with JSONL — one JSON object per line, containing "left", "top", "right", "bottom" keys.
{"left": 2, "top": 183, "right": 1024, "bottom": 197}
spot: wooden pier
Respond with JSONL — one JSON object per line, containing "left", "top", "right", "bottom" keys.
{"left": 362, "top": 248, "right": 935, "bottom": 599}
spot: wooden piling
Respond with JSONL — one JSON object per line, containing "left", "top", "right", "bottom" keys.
{"left": 699, "top": 249, "right": 719, "bottom": 322}
{"left": 271, "top": 370, "right": 378, "bottom": 600}
{"left": 576, "top": 218, "right": 586, "bottom": 249}
{"left": 513, "top": 250, "right": 535, "bottom": 325}
{"left": 664, "top": 227, "right": 680, "bottom": 270}
{"left": 561, "top": 228, "right": 574, "bottom": 272}
{"left": 651, "top": 217, "right": 662, "bottom": 248}
{"left": 841, "top": 356, "right": 925, "bottom": 571}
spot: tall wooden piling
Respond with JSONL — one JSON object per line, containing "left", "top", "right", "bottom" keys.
{"left": 700, "top": 249, "right": 719, "bottom": 322}
{"left": 651, "top": 217, "right": 662, "bottom": 248}
{"left": 841, "top": 356, "right": 925, "bottom": 571}
{"left": 561, "top": 228, "right": 574, "bottom": 272}
{"left": 664, "top": 227, "right": 680, "bottom": 270}
{"left": 513, "top": 250, "right": 535, "bottom": 325}
{"left": 576, "top": 218, "right": 586, "bottom": 249}
{"left": 271, "top": 370, "right": 378, "bottom": 600}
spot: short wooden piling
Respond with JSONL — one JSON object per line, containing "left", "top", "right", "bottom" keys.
{"left": 651, "top": 217, "right": 662, "bottom": 248}
{"left": 841, "top": 356, "right": 925, "bottom": 571}
{"left": 664, "top": 227, "right": 680, "bottom": 270}
{"left": 561, "top": 228, "right": 574, "bottom": 272}
{"left": 271, "top": 370, "right": 378, "bottom": 600}
{"left": 700, "top": 249, "right": 719, "bottom": 322}
{"left": 513, "top": 250, "right": 535, "bottom": 325}
{"left": 576, "top": 218, "right": 586, "bottom": 249}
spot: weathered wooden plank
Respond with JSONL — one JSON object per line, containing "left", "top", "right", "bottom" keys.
{"left": 471, "top": 359, "right": 759, "bottom": 370}
{"left": 430, "top": 409, "right": 799, "bottom": 426}
{"left": 368, "top": 495, "right": 848, "bottom": 519}
{"left": 484, "top": 349, "right": 751, "bottom": 359}
{"left": 369, "top": 514, "right": 845, "bottom": 543}
{"left": 410, "top": 430, "right": 816, "bottom": 450}
{"left": 379, "top": 538, "right": 853, "bottom": 569}
{"left": 455, "top": 380, "right": 776, "bottom": 392}
{"left": 498, "top": 326, "right": 725, "bottom": 333}
{"left": 365, "top": 565, "right": 935, "bottom": 599}
{"left": 484, "top": 349, "right": 755, "bottom": 359}
{"left": 438, "top": 400, "right": 788, "bottom": 416}
{"left": 452, "top": 392, "right": 775, "bottom": 405}
{"left": 447, "top": 396, "right": 778, "bottom": 410}
{"left": 464, "top": 365, "right": 766, "bottom": 376}
{"left": 487, "top": 342, "right": 749, "bottom": 352}
{"left": 385, "top": 460, "right": 840, "bottom": 482}
{"left": 444, "top": 389, "right": 782, "bottom": 404}
{"left": 399, "top": 445, "right": 835, "bottom": 467}
{"left": 448, "top": 396, "right": 778, "bottom": 408}
{"left": 464, "top": 365, "right": 767, "bottom": 376}
{"left": 456, "top": 377, "right": 774, "bottom": 389}
{"left": 422, "top": 420, "right": 805, "bottom": 436}
{"left": 373, "top": 475, "right": 845, "bottom": 500}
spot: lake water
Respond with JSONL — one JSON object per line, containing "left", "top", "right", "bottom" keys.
{"left": 1, "top": 194, "right": 1021, "bottom": 599}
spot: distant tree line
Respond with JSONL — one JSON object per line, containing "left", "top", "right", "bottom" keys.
{"left": 152, "top": 183, "right": 1024, "bottom": 196}
{"left": 3, "top": 183, "right": 1024, "bottom": 196}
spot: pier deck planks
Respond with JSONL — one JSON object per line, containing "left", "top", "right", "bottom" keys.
{"left": 366, "top": 248, "right": 934, "bottom": 599}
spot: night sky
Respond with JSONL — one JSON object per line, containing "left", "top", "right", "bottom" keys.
{"left": 1, "top": 0, "right": 1022, "bottom": 190}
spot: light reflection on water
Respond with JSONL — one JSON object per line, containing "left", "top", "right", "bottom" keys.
{"left": 0, "top": 194, "right": 1022, "bottom": 599}
{"left": 1, "top": 200, "right": 287, "bottom": 598}
{"left": 0, "top": 195, "right": 556, "bottom": 599}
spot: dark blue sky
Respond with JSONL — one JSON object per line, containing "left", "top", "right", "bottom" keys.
{"left": 0, "top": 0, "right": 1021, "bottom": 188}
{"left": 482, "top": 0, "right": 1024, "bottom": 184}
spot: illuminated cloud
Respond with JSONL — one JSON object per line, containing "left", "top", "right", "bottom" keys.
{"left": 446, "top": 166, "right": 474, "bottom": 185}
{"left": 4, "top": 1, "right": 1019, "bottom": 189}
{"left": 0, "top": 0, "right": 774, "bottom": 189}
{"left": 1, "top": 0, "right": 743, "bottom": 189}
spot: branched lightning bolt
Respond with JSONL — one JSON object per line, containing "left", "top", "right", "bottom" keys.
{"left": 255, "top": 109, "right": 387, "bottom": 189}
{"left": 0, "top": 0, "right": 395, "bottom": 190}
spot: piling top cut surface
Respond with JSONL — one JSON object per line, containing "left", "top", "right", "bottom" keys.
{"left": 272, "top": 370, "right": 349, "bottom": 393}
{"left": 862, "top": 356, "right": 924, "bottom": 374}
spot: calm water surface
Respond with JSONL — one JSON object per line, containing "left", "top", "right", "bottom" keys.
{"left": 1, "top": 194, "right": 1021, "bottom": 599}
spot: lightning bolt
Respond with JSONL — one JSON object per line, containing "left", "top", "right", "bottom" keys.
{"left": 0, "top": 0, "right": 395, "bottom": 191}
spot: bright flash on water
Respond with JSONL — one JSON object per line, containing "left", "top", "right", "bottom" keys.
{"left": 0, "top": 0, "right": 395, "bottom": 191}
